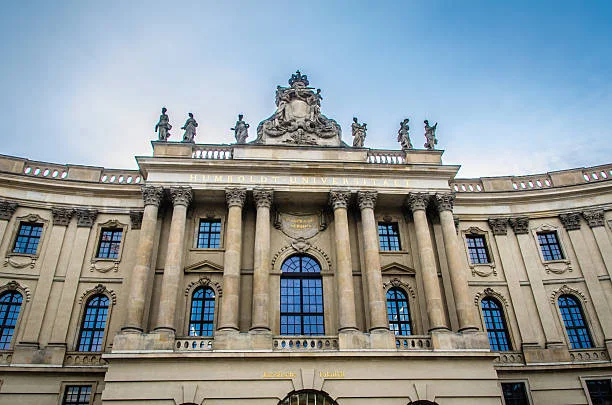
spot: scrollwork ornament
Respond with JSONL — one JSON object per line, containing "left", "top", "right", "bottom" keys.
{"left": 509, "top": 217, "right": 529, "bottom": 235}
{"left": 169, "top": 186, "right": 193, "bottom": 207}
{"left": 582, "top": 209, "right": 604, "bottom": 228}
{"left": 488, "top": 218, "right": 509, "bottom": 235}
{"left": 75, "top": 209, "right": 98, "bottom": 228}
{"left": 0, "top": 200, "right": 18, "bottom": 221}
{"left": 329, "top": 190, "right": 351, "bottom": 210}
{"left": 357, "top": 191, "right": 377, "bottom": 210}
{"left": 51, "top": 207, "right": 73, "bottom": 226}
{"left": 435, "top": 193, "right": 455, "bottom": 212}
{"left": 559, "top": 212, "right": 581, "bottom": 231}
{"left": 142, "top": 186, "right": 163, "bottom": 207}
{"left": 253, "top": 188, "right": 274, "bottom": 208}
{"left": 406, "top": 193, "right": 429, "bottom": 212}
{"left": 225, "top": 188, "right": 246, "bottom": 208}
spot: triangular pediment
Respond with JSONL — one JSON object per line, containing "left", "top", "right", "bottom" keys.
{"left": 381, "top": 262, "right": 415, "bottom": 275}
{"left": 184, "top": 260, "right": 223, "bottom": 273}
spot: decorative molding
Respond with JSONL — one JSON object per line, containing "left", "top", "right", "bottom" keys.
{"left": 130, "top": 210, "right": 143, "bottom": 230}
{"left": 471, "top": 265, "right": 497, "bottom": 277}
{"left": 0, "top": 280, "right": 31, "bottom": 301}
{"left": 51, "top": 207, "right": 73, "bottom": 226}
{"left": 184, "top": 259, "right": 224, "bottom": 273}
{"left": 19, "top": 213, "right": 45, "bottom": 224}
{"left": 0, "top": 200, "right": 18, "bottom": 221}
{"left": 291, "top": 237, "right": 311, "bottom": 253}
{"left": 75, "top": 209, "right": 98, "bottom": 228}
{"left": 582, "top": 210, "right": 604, "bottom": 228}
{"left": 329, "top": 190, "right": 351, "bottom": 210}
{"left": 185, "top": 276, "right": 223, "bottom": 297}
{"left": 4, "top": 256, "right": 36, "bottom": 269}
{"left": 168, "top": 186, "right": 193, "bottom": 207}
{"left": 225, "top": 188, "right": 247, "bottom": 208}
{"left": 271, "top": 243, "right": 331, "bottom": 270}
{"left": 434, "top": 193, "right": 455, "bottom": 212}
{"left": 559, "top": 212, "right": 582, "bottom": 231}
{"left": 253, "top": 188, "right": 274, "bottom": 208}
{"left": 488, "top": 218, "right": 509, "bottom": 235}
{"left": 142, "top": 186, "right": 163, "bottom": 207}
{"left": 509, "top": 217, "right": 529, "bottom": 234}
{"left": 550, "top": 284, "right": 587, "bottom": 304}
{"left": 90, "top": 261, "right": 118, "bottom": 273}
{"left": 406, "top": 193, "right": 429, "bottom": 212}
{"left": 465, "top": 226, "right": 487, "bottom": 235}
{"left": 474, "top": 287, "right": 508, "bottom": 308}
{"left": 544, "top": 262, "right": 572, "bottom": 274}
{"left": 380, "top": 262, "right": 416, "bottom": 275}
{"left": 357, "top": 191, "right": 377, "bottom": 210}
{"left": 383, "top": 278, "right": 416, "bottom": 299}
{"left": 79, "top": 284, "right": 117, "bottom": 305}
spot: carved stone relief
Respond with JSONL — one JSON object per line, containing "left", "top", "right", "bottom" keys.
{"left": 0, "top": 200, "right": 18, "bottom": 221}
{"left": 559, "top": 212, "right": 581, "bottom": 231}
{"left": 582, "top": 209, "right": 604, "bottom": 228}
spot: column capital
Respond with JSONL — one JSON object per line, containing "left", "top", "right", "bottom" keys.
{"left": 75, "top": 209, "right": 98, "bottom": 228}
{"left": 51, "top": 207, "right": 73, "bottom": 226}
{"left": 559, "top": 212, "right": 581, "bottom": 231}
{"left": 130, "top": 210, "right": 144, "bottom": 230}
{"left": 582, "top": 209, "right": 605, "bottom": 228}
{"left": 488, "top": 218, "right": 509, "bottom": 235}
{"left": 0, "top": 200, "right": 18, "bottom": 221}
{"left": 435, "top": 193, "right": 455, "bottom": 212}
{"left": 253, "top": 188, "right": 274, "bottom": 209}
{"left": 509, "top": 216, "right": 529, "bottom": 234}
{"left": 357, "top": 191, "right": 377, "bottom": 210}
{"left": 406, "top": 192, "right": 430, "bottom": 212}
{"left": 168, "top": 186, "right": 193, "bottom": 207}
{"left": 142, "top": 186, "right": 164, "bottom": 207}
{"left": 226, "top": 188, "right": 247, "bottom": 208}
{"left": 329, "top": 189, "right": 351, "bottom": 210}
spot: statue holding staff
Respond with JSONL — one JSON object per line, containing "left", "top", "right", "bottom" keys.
{"left": 351, "top": 117, "right": 367, "bottom": 147}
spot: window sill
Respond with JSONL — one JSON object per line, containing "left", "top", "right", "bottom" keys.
{"left": 90, "top": 258, "right": 119, "bottom": 273}
{"left": 379, "top": 250, "right": 408, "bottom": 254}
{"left": 189, "top": 248, "right": 225, "bottom": 252}
{"left": 469, "top": 263, "right": 496, "bottom": 277}
{"left": 542, "top": 260, "right": 572, "bottom": 275}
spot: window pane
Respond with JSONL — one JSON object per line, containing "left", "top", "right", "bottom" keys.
{"left": 466, "top": 235, "right": 490, "bottom": 264}
{"left": 537, "top": 231, "right": 564, "bottom": 261}
{"left": 96, "top": 229, "right": 123, "bottom": 259}
{"left": 197, "top": 219, "right": 222, "bottom": 248}
{"left": 378, "top": 223, "right": 401, "bottom": 251}
{"left": 586, "top": 379, "right": 612, "bottom": 405}
{"left": 63, "top": 385, "right": 92, "bottom": 405}
{"left": 386, "top": 288, "right": 412, "bottom": 335}
{"left": 501, "top": 382, "right": 529, "bottom": 405}
{"left": 0, "top": 292, "right": 23, "bottom": 349}
{"left": 558, "top": 295, "right": 592, "bottom": 349}
{"left": 481, "top": 298, "right": 511, "bottom": 351}
{"left": 189, "top": 287, "right": 215, "bottom": 336}
{"left": 13, "top": 223, "right": 43, "bottom": 254}
{"left": 77, "top": 295, "right": 109, "bottom": 352}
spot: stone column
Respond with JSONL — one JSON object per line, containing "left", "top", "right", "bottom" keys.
{"left": 435, "top": 193, "right": 479, "bottom": 332}
{"left": 218, "top": 188, "right": 246, "bottom": 331}
{"left": 407, "top": 193, "right": 448, "bottom": 331}
{"left": 122, "top": 186, "right": 163, "bottom": 332}
{"left": 154, "top": 187, "right": 192, "bottom": 333}
{"left": 583, "top": 210, "right": 612, "bottom": 279}
{"left": 330, "top": 190, "right": 358, "bottom": 332}
{"left": 250, "top": 188, "right": 273, "bottom": 332}
{"left": 0, "top": 200, "right": 17, "bottom": 240}
{"left": 357, "top": 191, "right": 388, "bottom": 331}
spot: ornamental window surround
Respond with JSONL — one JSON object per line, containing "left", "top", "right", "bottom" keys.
{"left": 90, "top": 220, "right": 128, "bottom": 273}
{"left": 462, "top": 227, "right": 497, "bottom": 277}
{"left": 466, "top": 234, "right": 491, "bottom": 264}
{"left": 386, "top": 287, "right": 412, "bottom": 336}
{"left": 196, "top": 218, "right": 222, "bottom": 249}
{"left": 76, "top": 294, "right": 110, "bottom": 352}
{"left": 96, "top": 228, "right": 123, "bottom": 259}
{"left": 501, "top": 381, "right": 531, "bottom": 405}
{"left": 479, "top": 296, "right": 512, "bottom": 351}
{"left": 537, "top": 231, "right": 564, "bottom": 261}
{"left": 0, "top": 291, "right": 23, "bottom": 350}
{"left": 557, "top": 294, "right": 593, "bottom": 349}
{"left": 378, "top": 222, "right": 401, "bottom": 251}
{"left": 61, "top": 384, "right": 94, "bottom": 405}
{"left": 188, "top": 287, "right": 216, "bottom": 336}
{"left": 6, "top": 214, "right": 48, "bottom": 260}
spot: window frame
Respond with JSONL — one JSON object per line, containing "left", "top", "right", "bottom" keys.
{"left": 58, "top": 382, "right": 97, "bottom": 405}
{"left": 480, "top": 296, "right": 513, "bottom": 351}
{"left": 580, "top": 376, "right": 612, "bottom": 405}
{"left": 191, "top": 214, "right": 225, "bottom": 251}
{"left": 386, "top": 287, "right": 412, "bottom": 336}
{"left": 195, "top": 218, "right": 223, "bottom": 249}
{"left": 188, "top": 286, "right": 216, "bottom": 337}
{"left": 6, "top": 214, "right": 48, "bottom": 260}
{"left": 377, "top": 221, "right": 402, "bottom": 252}
{"left": 557, "top": 294, "right": 594, "bottom": 350}
{"left": 536, "top": 230, "right": 565, "bottom": 261}
{"left": 90, "top": 220, "right": 127, "bottom": 271}
{"left": 74, "top": 287, "right": 114, "bottom": 353}
{"left": 461, "top": 227, "right": 497, "bottom": 277}
{"left": 0, "top": 290, "right": 24, "bottom": 350}
{"left": 500, "top": 380, "right": 532, "bottom": 405}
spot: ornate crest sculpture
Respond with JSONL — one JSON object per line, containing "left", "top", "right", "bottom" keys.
{"left": 255, "top": 71, "right": 342, "bottom": 146}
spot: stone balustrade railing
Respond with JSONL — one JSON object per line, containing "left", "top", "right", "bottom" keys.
{"left": 451, "top": 179, "right": 484, "bottom": 193}
{"left": 395, "top": 336, "right": 432, "bottom": 350}
{"left": 175, "top": 337, "right": 214, "bottom": 351}
{"left": 583, "top": 164, "right": 612, "bottom": 183}
{"left": 192, "top": 145, "right": 234, "bottom": 160}
{"left": 99, "top": 169, "right": 142, "bottom": 184}
{"left": 64, "top": 352, "right": 107, "bottom": 366}
{"left": 494, "top": 351, "right": 525, "bottom": 365}
{"left": 367, "top": 150, "right": 406, "bottom": 165}
{"left": 273, "top": 336, "right": 339, "bottom": 351}
{"left": 570, "top": 348, "right": 609, "bottom": 363}
{"left": 511, "top": 174, "right": 553, "bottom": 190}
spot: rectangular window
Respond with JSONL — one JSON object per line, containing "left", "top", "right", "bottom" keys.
{"left": 96, "top": 229, "right": 123, "bottom": 259}
{"left": 586, "top": 379, "right": 612, "bottom": 405}
{"left": 537, "top": 231, "right": 564, "bottom": 261}
{"left": 12, "top": 223, "right": 43, "bottom": 254}
{"left": 501, "top": 382, "right": 529, "bottom": 405}
{"left": 197, "top": 219, "right": 221, "bottom": 248}
{"left": 62, "top": 385, "right": 92, "bottom": 405}
{"left": 466, "top": 235, "right": 491, "bottom": 264}
{"left": 378, "top": 222, "right": 401, "bottom": 251}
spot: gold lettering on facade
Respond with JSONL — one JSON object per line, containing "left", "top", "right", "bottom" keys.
{"left": 187, "top": 173, "right": 413, "bottom": 188}
{"left": 319, "top": 371, "right": 345, "bottom": 378}
{"left": 262, "top": 371, "right": 296, "bottom": 378}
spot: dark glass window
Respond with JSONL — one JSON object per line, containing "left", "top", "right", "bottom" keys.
{"left": 466, "top": 235, "right": 490, "bottom": 264}
{"left": 586, "top": 379, "right": 612, "bottom": 405}
{"left": 197, "top": 219, "right": 221, "bottom": 248}
{"left": 481, "top": 297, "right": 511, "bottom": 351}
{"left": 0, "top": 291, "right": 23, "bottom": 350}
{"left": 386, "top": 288, "right": 412, "bottom": 335}
{"left": 96, "top": 228, "right": 123, "bottom": 259}
{"left": 280, "top": 255, "right": 324, "bottom": 335}
{"left": 378, "top": 222, "right": 401, "bottom": 251}
{"left": 537, "top": 231, "right": 564, "bottom": 261}
{"left": 13, "top": 223, "right": 43, "bottom": 254}
{"left": 77, "top": 294, "right": 109, "bottom": 352}
{"left": 62, "top": 385, "right": 92, "bottom": 405}
{"left": 279, "top": 390, "right": 338, "bottom": 405}
{"left": 558, "top": 295, "right": 593, "bottom": 349}
{"left": 189, "top": 287, "right": 215, "bottom": 336}
{"left": 501, "top": 382, "right": 529, "bottom": 405}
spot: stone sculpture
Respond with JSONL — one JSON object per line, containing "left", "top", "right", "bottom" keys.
{"left": 231, "top": 114, "right": 250, "bottom": 144}
{"left": 351, "top": 117, "right": 367, "bottom": 147}
{"left": 397, "top": 118, "right": 413, "bottom": 150}
{"left": 424, "top": 120, "right": 438, "bottom": 150}
{"left": 256, "top": 71, "right": 342, "bottom": 146}
{"left": 155, "top": 107, "right": 172, "bottom": 141}
{"left": 181, "top": 113, "right": 198, "bottom": 143}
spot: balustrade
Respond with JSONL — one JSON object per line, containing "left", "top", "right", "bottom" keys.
{"left": 395, "top": 336, "right": 432, "bottom": 350}
{"left": 175, "top": 337, "right": 214, "bottom": 351}
{"left": 273, "top": 336, "right": 338, "bottom": 351}
{"left": 193, "top": 145, "right": 234, "bottom": 160}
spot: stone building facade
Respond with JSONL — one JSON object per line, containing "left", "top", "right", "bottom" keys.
{"left": 0, "top": 75, "right": 612, "bottom": 404}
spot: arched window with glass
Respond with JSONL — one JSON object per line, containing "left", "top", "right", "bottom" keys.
{"left": 280, "top": 255, "right": 324, "bottom": 336}
{"left": 189, "top": 287, "right": 215, "bottom": 336}
{"left": 558, "top": 294, "right": 593, "bottom": 349}
{"left": 77, "top": 294, "right": 109, "bottom": 352}
{"left": 279, "top": 390, "right": 338, "bottom": 405}
{"left": 481, "top": 297, "right": 512, "bottom": 351}
{"left": 386, "top": 287, "right": 412, "bottom": 335}
{"left": 0, "top": 291, "right": 23, "bottom": 350}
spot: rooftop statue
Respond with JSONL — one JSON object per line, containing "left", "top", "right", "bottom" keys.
{"left": 231, "top": 114, "right": 250, "bottom": 144}
{"left": 256, "top": 71, "right": 342, "bottom": 146}
{"left": 424, "top": 120, "right": 438, "bottom": 150}
{"left": 155, "top": 107, "right": 172, "bottom": 141}
{"left": 181, "top": 113, "right": 198, "bottom": 143}
{"left": 397, "top": 118, "right": 413, "bottom": 150}
{"left": 351, "top": 117, "right": 367, "bottom": 147}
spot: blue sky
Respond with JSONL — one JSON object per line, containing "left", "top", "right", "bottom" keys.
{"left": 1, "top": 1, "right": 610, "bottom": 178}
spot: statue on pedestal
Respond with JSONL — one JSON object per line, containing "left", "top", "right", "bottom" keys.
{"left": 351, "top": 117, "right": 367, "bottom": 147}
{"left": 397, "top": 118, "right": 413, "bottom": 150}
{"left": 424, "top": 120, "right": 438, "bottom": 150}
{"left": 155, "top": 107, "right": 172, "bottom": 141}
{"left": 181, "top": 113, "right": 198, "bottom": 143}
{"left": 231, "top": 114, "right": 250, "bottom": 144}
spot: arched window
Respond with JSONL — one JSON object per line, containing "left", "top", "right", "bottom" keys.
{"left": 279, "top": 390, "right": 338, "bottom": 405}
{"left": 189, "top": 287, "right": 215, "bottom": 336}
{"left": 558, "top": 295, "right": 593, "bottom": 349}
{"left": 386, "top": 287, "right": 412, "bottom": 335}
{"left": 0, "top": 291, "right": 23, "bottom": 350}
{"left": 481, "top": 297, "right": 511, "bottom": 351}
{"left": 280, "top": 255, "right": 324, "bottom": 335}
{"left": 77, "top": 294, "right": 109, "bottom": 352}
